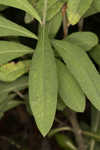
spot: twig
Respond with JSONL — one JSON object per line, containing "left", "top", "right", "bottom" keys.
{"left": 78, "top": 18, "right": 84, "bottom": 31}
{"left": 66, "top": 109, "right": 87, "bottom": 150}
{"left": 14, "top": 90, "right": 25, "bottom": 100}
{"left": 61, "top": 3, "right": 70, "bottom": 37}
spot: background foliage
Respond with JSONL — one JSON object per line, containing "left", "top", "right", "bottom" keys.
{"left": 0, "top": 0, "right": 100, "bottom": 150}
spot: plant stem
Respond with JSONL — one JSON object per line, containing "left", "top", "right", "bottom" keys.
{"left": 66, "top": 109, "right": 87, "bottom": 150}
{"left": 42, "top": 0, "right": 48, "bottom": 25}
{"left": 90, "top": 111, "right": 100, "bottom": 150}
{"left": 78, "top": 18, "right": 84, "bottom": 31}
{"left": 61, "top": 3, "right": 70, "bottom": 37}
{"left": 48, "top": 126, "right": 100, "bottom": 141}
{"left": 48, "top": 126, "right": 72, "bottom": 137}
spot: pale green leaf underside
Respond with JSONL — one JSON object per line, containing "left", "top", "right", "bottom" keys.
{"left": 0, "top": 0, "right": 41, "bottom": 23}
{"left": 0, "top": 16, "right": 37, "bottom": 39}
{"left": 0, "top": 60, "right": 31, "bottom": 82}
{"left": 29, "top": 27, "right": 57, "bottom": 136}
{"left": 57, "top": 60, "right": 85, "bottom": 112}
{"left": 53, "top": 40, "right": 100, "bottom": 110}
{"left": 65, "top": 32, "right": 98, "bottom": 51}
{"left": 0, "top": 41, "right": 33, "bottom": 65}
{"left": 67, "top": 0, "right": 93, "bottom": 25}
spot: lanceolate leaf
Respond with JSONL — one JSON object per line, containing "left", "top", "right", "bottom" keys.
{"left": 67, "top": 0, "right": 93, "bottom": 25}
{"left": 29, "top": 27, "right": 57, "bottom": 136}
{"left": 0, "top": 0, "right": 41, "bottom": 23}
{"left": 57, "top": 60, "right": 85, "bottom": 112}
{"left": 65, "top": 32, "right": 98, "bottom": 51}
{"left": 53, "top": 40, "right": 100, "bottom": 110}
{"left": 0, "top": 41, "right": 33, "bottom": 65}
{"left": 0, "top": 16, "right": 37, "bottom": 39}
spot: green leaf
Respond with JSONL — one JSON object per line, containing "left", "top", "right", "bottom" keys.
{"left": 67, "top": 0, "right": 93, "bottom": 25}
{"left": 65, "top": 32, "right": 98, "bottom": 51}
{"left": 36, "top": 0, "right": 64, "bottom": 21}
{"left": 0, "top": 41, "right": 33, "bottom": 65}
{"left": 0, "top": 99, "right": 23, "bottom": 113}
{"left": 36, "top": 0, "right": 58, "bottom": 17}
{"left": 0, "top": 0, "right": 41, "bottom": 23}
{"left": 0, "top": 5, "right": 7, "bottom": 11}
{"left": 0, "top": 93, "right": 8, "bottom": 104}
{"left": 89, "top": 45, "right": 100, "bottom": 66}
{"left": 84, "top": 0, "right": 100, "bottom": 18}
{"left": 47, "top": 12, "right": 62, "bottom": 38}
{"left": 29, "top": 27, "right": 58, "bottom": 136}
{"left": 57, "top": 97, "right": 66, "bottom": 111}
{"left": 24, "top": 13, "right": 34, "bottom": 24}
{"left": 52, "top": 40, "right": 100, "bottom": 110}
{"left": 0, "top": 76, "right": 28, "bottom": 95}
{"left": 0, "top": 16, "right": 37, "bottom": 39}
{"left": 24, "top": 0, "right": 36, "bottom": 23}
{"left": 57, "top": 60, "right": 85, "bottom": 112}
{"left": 0, "top": 60, "right": 31, "bottom": 82}
{"left": 46, "top": 0, "right": 64, "bottom": 21}
{"left": 55, "top": 133, "right": 77, "bottom": 150}
{"left": 89, "top": 106, "right": 100, "bottom": 150}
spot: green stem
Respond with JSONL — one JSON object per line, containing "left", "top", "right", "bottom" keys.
{"left": 90, "top": 111, "right": 100, "bottom": 150}
{"left": 48, "top": 126, "right": 100, "bottom": 142}
{"left": 48, "top": 126, "right": 72, "bottom": 137}
{"left": 42, "top": 0, "right": 48, "bottom": 25}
